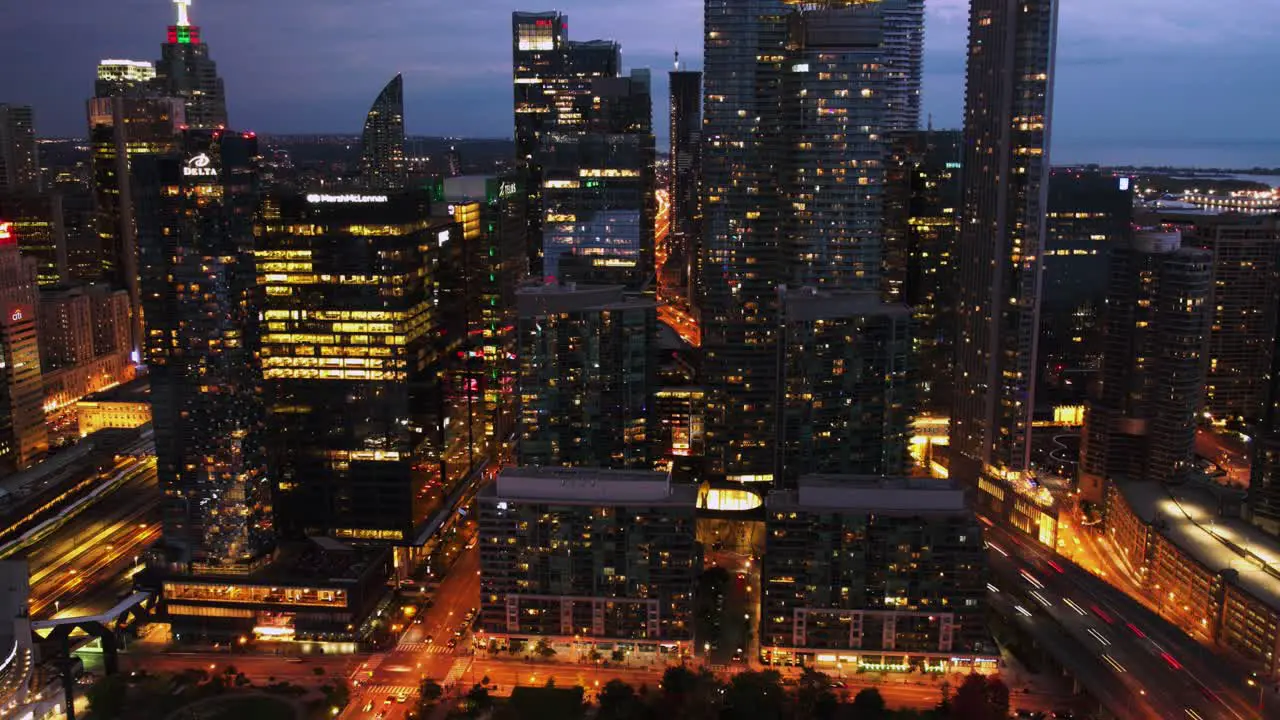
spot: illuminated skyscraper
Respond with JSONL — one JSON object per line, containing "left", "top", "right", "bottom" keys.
{"left": 443, "top": 175, "right": 528, "bottom": 458}
{"left": 668, "top": 57, "right": 701, "bottom": 304}
{"left": 950, "top": 0, "right": 1059, "bottom": 523}
{"left": 360, "top": 74, "right": 407, "bottom": 191}
{"left": 540, "top": 70, "right": 654, "bottom": 288}
{"left": 0, "top": 193, "right": 67, "bottom": 286}
{"left": 702, "top": 0, "right": 904, "bottom": 483}
{"left": 779, "top": 289, "right": 913, "bottom": 482}
{"left": 516, "top": 283, "right": 656, "bottom": 469}
{"left": 1079, "top": 230, "right": 1212, "bottom": 493}
{"left": 0, "top": 105, "right": 39, "bottom": 193}
{"left": 153, "top": 0, "right": 228, "bottom": 130}
{"left": 1140, "top": 212, "right": 1280, "bottom": 426}
{"left": 512, "top": 11, "right": 621, "bottom": 278}
{"left": 88, "top": 93, "right": 183, "bottom": 353}
{"left": 0, "top": 222, "right": 48, "bottom": 472}
{"left": 1254, "top": 345, "right": 1280, "bottom": 538}
{"left": 96, "top": 59, "right": 158, "bottom": 97}
{"left": 133, "top": 130, "right": 271, "bottom": 573}
{"left": 881, "top": 129, "right": 962, "bottom": 415}
{"left": 257, "top": 192, "right": 461, "bottom": 545}
{"left": 880, "top": 0, "right": 925, "bottom": 133}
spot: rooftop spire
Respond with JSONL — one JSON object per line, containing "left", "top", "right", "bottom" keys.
{"left": 674, "top": 49, "right": 680, "bottom": 71}
{"left": 174, "top": 0, "right": 192, "bottom": 27}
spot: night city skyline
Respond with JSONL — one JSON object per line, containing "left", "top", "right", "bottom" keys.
{"left": 2, "top": 0, "right": 1279, "bottom": 167}
{"left": 4, "top": 0, "right": 1280, "bottom": 718}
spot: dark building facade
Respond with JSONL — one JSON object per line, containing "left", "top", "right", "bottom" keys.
{"left": 668, "top": 60, "right": 701, "bottom": 305}
{"left": 1080, "top": 229, "right": 1213, "bottom": 494}
{"left": 88, "top": 93, "right": 184, "bottom": 354}
{"left": 882, "top": 129, "right": 961, "bottom": 415}
{"left": 38, "top": 285, "right": 94, "bottom": 371}
{"left": 257, "top": 191, "right": 460, "bottom": 545}
{"left": 516, "top": 283, "right": 656, "bottom": 470}
{"left": 950, "top": 0, "right": 1059, "bottom": 541}
{"left": 1258, "top": 324, "right": 1280, "bottom": 536}
{"left": 1040, "top": 170, "right": 1133, "bottom": 405}
{"left": 0, "top": 105, "right": 39, "bottom": 193}
{"left": 134, "top": 130, "right": 272, "bottom": 574}
{"left": 360, "top": 74, "right": 407, "bottom": 191}
{"left": 153, "top": 0, "right": 228, "bottom": 130}
{"left": 761, "top": 477, "right": 993, "bottom": 669}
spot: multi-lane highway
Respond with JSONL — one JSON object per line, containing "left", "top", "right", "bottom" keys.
{"left": 987, "top": 522, "right": 1262, "bottom": 719}
{"left": 26, "top": 458, "right": 160, "bottom": 619}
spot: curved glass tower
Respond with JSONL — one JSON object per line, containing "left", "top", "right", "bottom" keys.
{"left": 360, "top": 74, "right": 406, "bottom": 190}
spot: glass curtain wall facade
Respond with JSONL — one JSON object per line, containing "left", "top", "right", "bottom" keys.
{"left": 134, "top": 130, "right": 272, "bottom": 574}
{"left": 951, "top": 0, "right": 1059, "bottom": 484}
{"left": 360, "top": 74, "right": 407, "bottom": 191}
{"left": 256, "top": 193, "right": 459, "bottom": 544}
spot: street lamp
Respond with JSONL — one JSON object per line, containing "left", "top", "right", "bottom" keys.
{"left": 1247, "top": 675, "right": 1264, "bottom": 712}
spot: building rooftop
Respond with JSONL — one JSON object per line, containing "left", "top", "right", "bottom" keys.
{"left": 781, "top": 287, "right": 911, "bottom": 323}
{"left": 516, "top": 282, "right": 655, "bottom": 316}
{"left": 486, "top": 466, "right": 694, "bottom": 506}
{"left": 1116, "top": 480, "right": 1280, "bottom": 609}
{"left": 768, "top": 475, "right": 968, "bottom": 514}
{"left": 186, "top": 541, "right": 388, "bottom": 587}
{"left": 80, "top": 376, "right": 150, "bottom": 404}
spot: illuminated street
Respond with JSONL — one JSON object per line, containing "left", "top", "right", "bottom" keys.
{"left": 341, "top": 537, "right": 481, "bottom": 717}
{"left": 987, "top": 523, "right": 1264, "bottom": 719}
{"left": 1196, "top": 428, "right": 1251, "bottom": 488}
{"left": 26, "top": 458, "right": 160, "bottom": 619}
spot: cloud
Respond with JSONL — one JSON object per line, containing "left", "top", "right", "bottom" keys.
{"left": 3, "top": 0, "right": 1277, "bottom": 159}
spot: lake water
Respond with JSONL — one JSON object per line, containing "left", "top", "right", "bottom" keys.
{"left": 1051, "top": 139, "right": 1280, "bottom": 175}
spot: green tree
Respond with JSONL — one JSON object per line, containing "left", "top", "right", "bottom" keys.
{"left": 86, "top": 674, "right": 128, "bottom": 719}
{"left": 723, "top": 670, "right": 787, "bottom": 720}
{"left": 418, "top": 679, "right": 445, "bottom": 714}
{"left": 597, "top": 679, "right": 650, "bottom": 720}
{"left": 322, "top": 680, "right": 351, "bottom": 712}
{"left": 466, "top": 683, "right": 494, "bottom": 715}
{"left": 657, "top": 666, "right": 723, "bottom": 719}
{"left": 535, "top": 638, "right": 557, "bottom": 659}
{"left": 848, "top": 688, "right": 887, "bottom": 719}
{"left": 948, "top": 673, "right": 1009, "bottom": 720}
{"left": 612, "top": 649, "right": 626, "bottom": 663}
{"left": 792, "top": 669, "right": 839, "bottom": 720}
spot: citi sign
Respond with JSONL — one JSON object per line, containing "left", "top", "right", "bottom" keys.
{"left": 183, "top": 153, "right": 218, "bottom": 177}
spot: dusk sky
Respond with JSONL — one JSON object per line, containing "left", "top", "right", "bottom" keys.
{"left": 4, "top": 0, "right": 1279, "bottom": 166}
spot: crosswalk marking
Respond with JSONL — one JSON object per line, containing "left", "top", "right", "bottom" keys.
{"left": 442, "top": 658, "right": 470, "bottom": 686}
{"left": 363, "top": 684, "right": 418, "bottom": 696}
{"left": 395, "top": 642, "right": 455, "bottom": 654}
